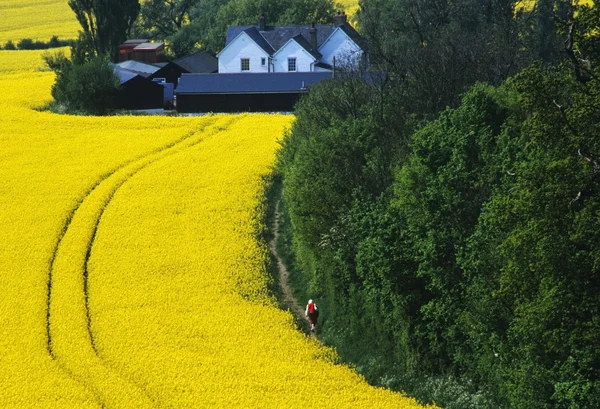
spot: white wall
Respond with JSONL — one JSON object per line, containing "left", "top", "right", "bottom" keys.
{"left": 218, "top": 32, "right": 270, "bottom": 73}
{"left": 318, "top": 28, "right": 362, "bottom": 69}
{"left": 272, "top": 40, "right": 316, "bottom": 73}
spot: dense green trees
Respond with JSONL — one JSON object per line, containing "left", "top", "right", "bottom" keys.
{"left": 277, "top": 1, "right": 600, "bottom": 408}
{"left": 68, "top": 0, "right": 140, "bottom": 62}
{"left": 135, "top": 0, "right": 335, "bottom": 57}
{"left": 45, "top": 53, "right": 119, "bottom": 115}
{"left": 44, "top": 0, "right": 140, "bottom": 114}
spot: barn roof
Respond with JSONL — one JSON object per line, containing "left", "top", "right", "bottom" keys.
{"left": 176, "top": 72, "right": 332, "bottom": 95}
{"left": 115, "top": 60, "right": 160, "bottom": 77}
{"left": 113, "top": 66, "right": 141, "bottom": 85}
{"left": 174, "top": 50, "right": 218, "bottom": 73}
{"left": 133, "top": 42, "right": 164, "bottom": 51}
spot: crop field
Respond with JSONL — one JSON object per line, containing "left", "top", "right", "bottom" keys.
{"left": 0, "top": 0, "right": 79, "bottom": 44}
{"left": 0, "top": 50, "right": 434, "bottom": 408}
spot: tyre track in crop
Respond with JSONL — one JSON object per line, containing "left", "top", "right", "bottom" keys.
{"left": 46, "top": 116, "right": 238, "bottom": 408}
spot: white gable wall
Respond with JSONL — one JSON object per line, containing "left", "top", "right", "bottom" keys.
{"left": 272, "top": 41, "right": 316, "bottom": 73}
{"left": 318, "top": 28, "right": 362, "bottom": 69}
{"left": 218, "top": 32, "right": 270, "bottom": 73}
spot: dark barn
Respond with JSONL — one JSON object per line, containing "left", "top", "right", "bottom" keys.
{"left": 116, "top": 71, "right": 164, "bottom": 110}
{"left": 175, "top": 72, "right": 332, "bottom": 113}
{"left": 149, "top": 62, "right": 189, "bottom": 87}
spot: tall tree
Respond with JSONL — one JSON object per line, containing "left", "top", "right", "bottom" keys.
{"left": 138, "top": 0, "right": 198, "bottom": 39}
{"left": 357, "top": 0, "right": 526, "bottom": 115}
{"left": 69, "top": 0, "right": 140, "bottom": 61}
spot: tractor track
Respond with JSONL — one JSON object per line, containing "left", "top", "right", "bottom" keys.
{"left": 45, "top": 116, "right": 236, "bottom": 407}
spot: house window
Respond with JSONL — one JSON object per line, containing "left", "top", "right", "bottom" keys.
{"left": 288, "top": 57, "right": 297, "bottom": 72}
{"left": 241, "top": 58, "right": 250, "bottom": 71}
{"left": 261, "top": 57, "right": 266, "bottom": 66}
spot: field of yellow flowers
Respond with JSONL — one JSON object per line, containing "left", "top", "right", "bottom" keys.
{"left": 0, "top": 50, "right": 435, "bottom": 408}
{"left": 0, "top": 0, "right": 79, "bottom": 45}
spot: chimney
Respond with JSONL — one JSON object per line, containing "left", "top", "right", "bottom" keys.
{"left": 333, "top": 10, "right": 347, "bottom": 27}
{"left": 259, "top": 13, "right": 266, "bottom": 31}
{"left": 310, "top": 22, "right": 317, "bottom": 51}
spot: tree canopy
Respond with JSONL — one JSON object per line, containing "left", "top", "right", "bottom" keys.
{"left": 276, "top": 1, "right": 600, "bottom": 408}
{"left": 69, "top": 0, "right": 140, "bottom": 61}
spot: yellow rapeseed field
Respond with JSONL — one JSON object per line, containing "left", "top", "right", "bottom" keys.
{"left": 0, "top": 50, "right": 436, "bottom": 408}
{"left": 0, "top": 0, "right": 79, "bottom": 45}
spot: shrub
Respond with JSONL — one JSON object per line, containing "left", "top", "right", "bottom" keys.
{"left": 3, "top": 40, "right": 16, "bottom": 50}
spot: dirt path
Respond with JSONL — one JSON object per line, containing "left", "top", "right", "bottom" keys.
{"left": 268, "top": 199, "right": 313, "bottom": 334}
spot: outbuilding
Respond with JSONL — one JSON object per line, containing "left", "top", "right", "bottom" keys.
{"left": 175, "top": 72, "right": 332, "bottom": 113}
{"left": 114, "top": 67, "right": 164, "bottom": 110}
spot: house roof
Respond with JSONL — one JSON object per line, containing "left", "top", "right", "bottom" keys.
{"left": 243, "top": 26, "right": 275, "bottom": 55}
{"left": 314, "top": 61, "right": 333, "bottom": 70}
{"left": 115, "top": 60, "right": 160, "bottom": 77}
{"left": 176, "top": 72, "right": 332, "bottom": 95}
{"left": 226, "top": 24, "right": 339, "bottom": 54}
{"left": 291, "top": 34, "right": 322, "bottom": 59}
{"left": 338, "top": 24, "right": 368, "bottom": 51}
{"left": 174, "top": 50, "right": 218, "bottom": 73}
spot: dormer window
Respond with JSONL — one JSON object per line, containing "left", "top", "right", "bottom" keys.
{"left": 241, "top": 58, "right": 250, "bottom": 71}
{"left": 288, "top": 57, "right": 297, "bottom": 72}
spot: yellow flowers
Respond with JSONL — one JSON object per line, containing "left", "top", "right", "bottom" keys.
{"left": 0, "top": 50, "right": 436, "bottom": 408}
{"left": 0, "top": 0, "right": 79, "bottom": 44}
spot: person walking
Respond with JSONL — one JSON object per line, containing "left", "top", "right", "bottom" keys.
{"left": 305, "top": 299, "right": 319, "bottom": 332}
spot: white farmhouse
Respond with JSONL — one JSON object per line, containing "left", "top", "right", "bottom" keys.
{"left": 217, "top": 11, "right": 368, "bottom": 74}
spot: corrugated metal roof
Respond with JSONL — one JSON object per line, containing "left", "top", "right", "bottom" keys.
{"left": 113, "top": 66, "right": 141, "bottom": 85}
{"left": 133, "top": 42, "right": 164, "bottom": 51}
{"left": 174, "top": 50, "right": 218, "bottom": 73}
{"left": 176, "top": 72, "right": 332, "bottom": 94}
{"left": 116, "top": 60, "right": 160, "bottom": 75}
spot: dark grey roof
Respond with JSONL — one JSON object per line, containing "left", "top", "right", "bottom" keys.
{"left": 176, "top": 72, "right": 332, "bottom": 94}
{"left": 225, "top": 25, "right": 337, "bottom": 54}
{"left": 243, "top": 26, "right": 275, "bottom": 54}
{"left": 338, "top": 23, "right": 368, "bottom": 51}
{"left": 314, "top": 61, "right": 332, "bottom": 70}
{"left": 291, "top": 34, "right": 321, "bottom": 59}
{"left": 174, "top": 50, "right": 218, "bottom": 73}
{"left": 113, "top": 66, "right": 142, "bottom": 85}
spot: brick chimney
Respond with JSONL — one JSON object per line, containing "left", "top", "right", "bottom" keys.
{"left": 310, "top": 22, "right": 317, "bottom": 51}
{"left": 333, "top": 10, "right": 347, "bottom": 27}
{"left": 259, "top": 13, "right": 266, "bottom": 31}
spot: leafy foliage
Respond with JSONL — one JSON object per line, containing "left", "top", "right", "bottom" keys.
{"left": 68, "top": 0, "right": 140, "bottom": 61}
{"left": 278, "top": 2, "right": 600, "bottom": 408}
{"left": 137, "top": 0, "right": 335, "bottom": 57}
{"left": 45, "top": 54, "right": 119, "bottom": 115}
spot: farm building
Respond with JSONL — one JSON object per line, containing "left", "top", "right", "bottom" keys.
{"left": 218, "top": 11, "right": 367, "bottom": 74}
{"left": 114, "top": 66, "right": 164, "bottom": 110}
{"left": 118, "top": 40, "right": 165, "bottom": 63}
{"left": 174, "top": 51, "right": 218, "bottom": 74}
{"left": 175, "top": 72, "right": 332, "bottom": 113}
